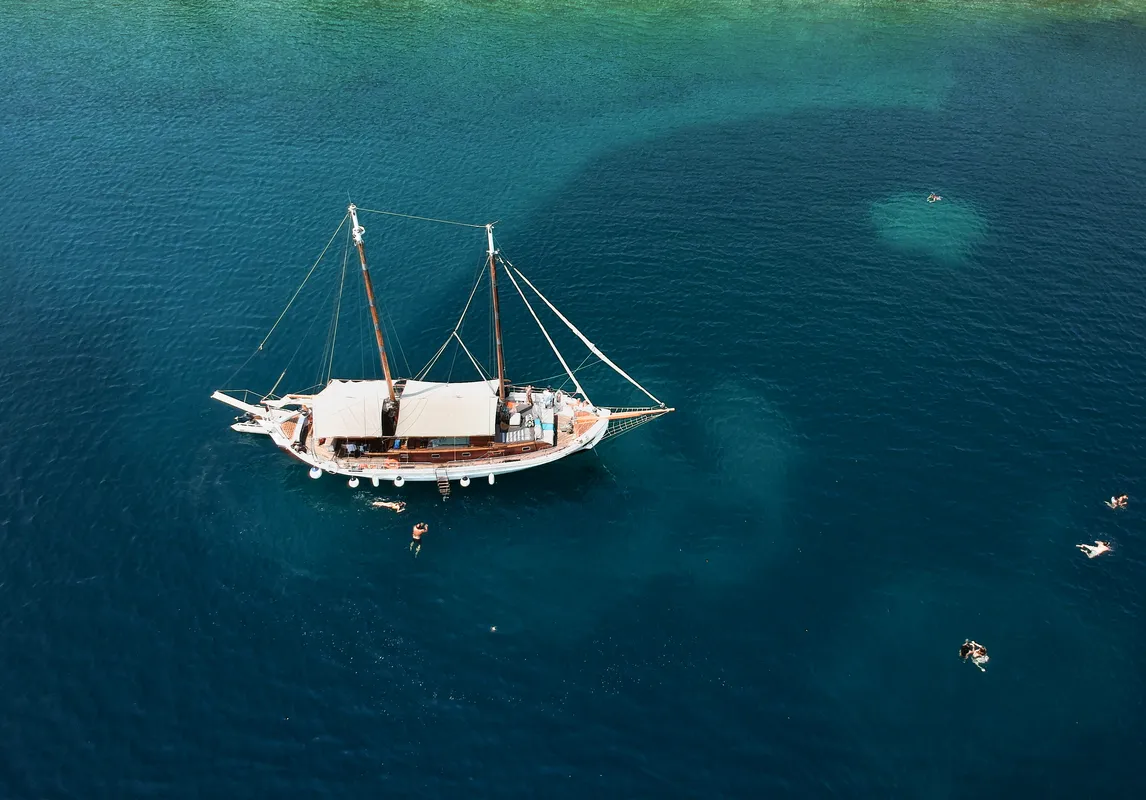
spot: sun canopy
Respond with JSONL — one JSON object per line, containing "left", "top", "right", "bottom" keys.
{"left": 394, "top": 379, "right": 498, "bottom": 439}
{"left": 311, "top": 380, "right": 391, "bottom": 439}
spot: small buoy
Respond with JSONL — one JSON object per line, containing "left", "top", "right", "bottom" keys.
{"left": 394, "top": 475, "right": 405, "bottom": 488}
{"left": 348, "top": 477, "right": 359, "bottom": 488}
{"left": 487, "top": 474, "right": 495, "bottom": 485}
{"left": 371, "top": 477, "right": 380, "bottom": 488}
{"left": 460, "top": 475, "right": 471, "bottom": 487}
{"left": 308, "top": 467, "right": 322, "bottom": 480}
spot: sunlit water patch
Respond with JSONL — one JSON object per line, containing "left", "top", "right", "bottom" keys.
{"left": 871, "top": 191, "right": 988, "bottom": 260}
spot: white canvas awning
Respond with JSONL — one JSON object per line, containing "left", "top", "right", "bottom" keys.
{"left": 394, "top": 379, "right": 498, "bottom": 439}
{"left": 311, "top": 380, "right": 391, "bottom": 439}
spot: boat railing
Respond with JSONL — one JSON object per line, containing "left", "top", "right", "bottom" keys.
{"left": 505, "top": 383, "right": 587, "bottom": 401}
{"left": 216, "top": 388, "right": 275, "bottom": 406}
{"left": 601, "top": 405, "right": 673, "bottom": 441}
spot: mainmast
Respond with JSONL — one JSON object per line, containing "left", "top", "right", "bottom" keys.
{"left": 348, "top": 204, "right": 396, "bottom": 403}
{"left": 487, "top": 223, "right": 507, "bottom": 402}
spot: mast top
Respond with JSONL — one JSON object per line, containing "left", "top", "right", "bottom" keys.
{"left": 348, "top": 203, "right": 365, "bottom": 245}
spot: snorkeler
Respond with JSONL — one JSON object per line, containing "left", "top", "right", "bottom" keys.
{"left": 1076, "top": 540, "right": 1112, "bottom": 559}
{"left": 410, "top": 522, "right": 428, "bottom": 556}
{"left": 960, "top": 639, "right": 989, "bottom": 672}
{"left": 372, "top": 500, "right": 406, "bottom": 513}
{"left": 1105, "top": 495, "right": 1128, "bottom": 509}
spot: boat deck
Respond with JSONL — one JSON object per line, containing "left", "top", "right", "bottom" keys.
{"left": 296, "top": 406, "right": 598, "bottom": 473}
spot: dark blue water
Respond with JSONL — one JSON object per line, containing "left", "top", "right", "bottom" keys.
{"left": 3, "top": 2, "right": 1146, "bottom": 796}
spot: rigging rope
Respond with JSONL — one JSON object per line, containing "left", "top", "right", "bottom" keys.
{"left": 266, "top": 259, "right": 344, "bottom": 398}
{"left": 452, "top": 332, "right": 494, "bottom": 386}
{"left": 356, "top": 208, "right": 486, "bottom": 229}
{"left": 555, "top": 354, "right": 600, "bottom": 393}
{"left": 322, "top": 222, "right": 351, "bottom": 385}
{"left": 221, "top": 214, "right": 348, "bottom": 387}
{"left": 415, "top": 255, "right": 490, "bottom": 379}
{"left": 503, "top": 257, "right": 666, "bottom": 408}
{"left": 378, "top": 296, "right": 411, "bottom": 377}
{"left": 499, "top": 256, "right": 588, "bottom": 401}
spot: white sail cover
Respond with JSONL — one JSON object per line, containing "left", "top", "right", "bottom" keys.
{"left": 311, "top": 380, "right": 391, "bottom": 439}
{"left": 395, "top": 379, "right": 498, "bottom": 438}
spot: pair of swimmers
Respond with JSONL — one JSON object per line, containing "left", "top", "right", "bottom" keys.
{"left": 1105, "top": 494, "right": 1128, "bottom": 510}
{"left": 1075, "top": 494, "right": 1126, "bottom": 558}
{"left": 370, "top": 500, "right": 428, "bottom": 555}
{"left": 959, "top": 640, "right": 989, "bottom": 672}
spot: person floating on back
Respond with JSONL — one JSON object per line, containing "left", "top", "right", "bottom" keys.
{"left": 927, "top": 193, "right": 942, "bottom": 203}
{"left": 372, "top": 500, "right": 406, "bottom": 513}
{"left": 1076, "top": 540, "right": 1112, "bottom": 559}
{"left": 410, "top": 522, "right": 428, "bottom": 556}
{"left": 960, "top": 639, "right": 989, "bottom": 672}
{"left": 1105, "top": 494, "right": 1128, "bottom": 510}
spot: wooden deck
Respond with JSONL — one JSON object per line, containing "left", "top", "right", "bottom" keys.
{"left": 297, "top": 408, "right": 599, "bottom": 471}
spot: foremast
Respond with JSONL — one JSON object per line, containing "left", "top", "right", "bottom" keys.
{"left": 348, "top": 203, "right": 397, "bottom": 403}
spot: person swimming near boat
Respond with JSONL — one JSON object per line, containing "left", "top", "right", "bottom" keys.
{"left": 372, "top": 499, "right": 406, "bottom": 513}
{"left": 410, "top": 522, "right": 428, "bottom": 556}
{"left": 927, "top": 193, "right": 942, "bottom": 203}
{"left": 1105, "top": 494, "right": 1128, "bottom": 510}
{"left": 960, "top": 639, "right": 989, "bottom": 672}
{"left": 1076, "top": 540, "right": 1112, "bottom": 559}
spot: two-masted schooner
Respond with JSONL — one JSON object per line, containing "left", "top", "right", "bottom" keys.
{"left": 212, "top": 204, "right": 671, "bottom": 494}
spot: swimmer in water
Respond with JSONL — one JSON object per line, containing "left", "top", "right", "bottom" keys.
{"left": 960, "top": 639, "right": 989, "bottom": 672}
{"left": 1076, "top": 540, "right": 1112, "bottom": 559}
{"left": 927, "top": 193, "right": 942, "bottom": 203}
{"left": 410, "top": 522, "right": 428, "bottom": 556}
{"left": 1105, "top": 495, "right": 1128, "bottom": 510}
{"left": 372, "top": 500, "right": 406, "bottom": 513}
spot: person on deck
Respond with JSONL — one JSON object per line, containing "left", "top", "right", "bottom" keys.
{"left": 1076, "top": 540, "right": 1112, "bottom": 559}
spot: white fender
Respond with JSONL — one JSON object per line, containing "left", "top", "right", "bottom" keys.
{"left": 309, "top": 467, "right": 322, "bottom": 480}
{"left": 348, "top": 477, "right": 360, "bottom": 488}
{"left": 460, "top": 475, "right": 471, "bottom": 487}
{"left": 394, "top": 475, "right": 405, "bottom": 488}
{"left": 371, "top": 477, "right": 380, "bottom": 488}
{"left": 487, "top": 474, "right": 495, "bottom": 485}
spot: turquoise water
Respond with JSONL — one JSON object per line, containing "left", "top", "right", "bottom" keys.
{"left": 3, "top": 2, "right": 1146, "bottom": 796}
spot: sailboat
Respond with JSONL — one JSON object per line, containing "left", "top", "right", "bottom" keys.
{"left": 211, "top": 204, "right": 672, "bottom": 493}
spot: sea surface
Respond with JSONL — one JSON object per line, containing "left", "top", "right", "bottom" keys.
{"left": 3, "top": 1, "right": 1146, "bottom": 796}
